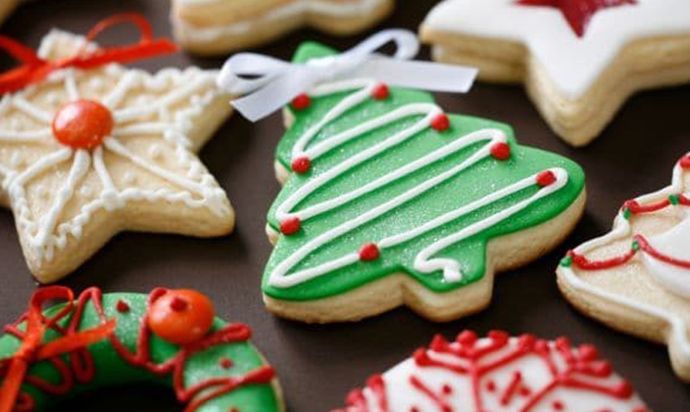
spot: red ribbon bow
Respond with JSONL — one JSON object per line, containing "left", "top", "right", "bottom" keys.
{"left": 0, "top": 287, "right": 116, "bottom": 412}
{"left": 0, "top": 13, "right": 178, "bottom": 94}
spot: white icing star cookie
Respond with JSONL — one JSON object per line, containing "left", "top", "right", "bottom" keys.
{"left": 420, "top": 0, "right": 690, "bottom": 146}
{"left": 558, "top": 153, "right": 690, "bottom": 382}
{"left": 0, "top": 30, "right": 234, "bottom": 282}
{"left": 170, "top": 0, "right": 395, "bottom": 55}
{"left": 336, "top": 330, "right": 648, "bottom": 412}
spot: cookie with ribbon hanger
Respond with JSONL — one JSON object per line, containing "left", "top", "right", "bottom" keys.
{"left": 171, "top": 0, "right": 396, "bottom": 55}
{"left": 218, "top": 29, "right": 587, "bottom": 323}
{"left": 0, "top": 14, "right": 234, "bottom": 283}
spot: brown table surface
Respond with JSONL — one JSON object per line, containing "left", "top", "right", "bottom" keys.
{"left": 1, "top": 0, "right": 689, "bottom": 410}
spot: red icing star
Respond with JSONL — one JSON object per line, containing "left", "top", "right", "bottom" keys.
{"left": 517, "top": 0, "right": 637, "bottom": 37}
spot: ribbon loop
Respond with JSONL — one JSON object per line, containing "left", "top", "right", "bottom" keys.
{"left": 217, "top": 29, "right": 478, "bottom": 122}
{"left": 0, "top": 286, "right": 115, "bottom": 412}
{"left": 0, "top": 13, "right": 177, "bottom": 95}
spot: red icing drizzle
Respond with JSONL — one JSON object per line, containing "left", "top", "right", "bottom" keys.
{"left": 569, "top": 185, "right": 690, "bottom": 271}
{"left": 336, "top": 330, "right": 641, "bottom": 412}
{"left": 516, "top": 0, "right": 637, "bottom": 37}
{"left": 0, "top": 287, "right": 275, "bottom": 412}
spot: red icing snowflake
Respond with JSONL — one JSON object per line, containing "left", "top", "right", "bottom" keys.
{"left": 336, "top": 330, "right": 647, "bottom": 412}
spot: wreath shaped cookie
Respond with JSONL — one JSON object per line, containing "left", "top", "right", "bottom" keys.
{"left": 171, "top": 0, "right": 396, "bottom": 55}
{"left": 0, "top": 287, "right": 283, "bottom": 411}
{"left": 558, "top": 153, "right": 690, "bottom": 382}
{"left": 336, "top": 330, "right": 648, "bottom": 411}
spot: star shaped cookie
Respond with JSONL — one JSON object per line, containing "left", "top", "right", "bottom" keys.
{"left": 0, "top": 30, "right": 234, "bottom": 282}
{"left": 170, "top": 0, "right": 396, "bottom": 55}
{"left": 558, "top": 153, "right": 690, "bottom": 382}
{"left": 420, "top": 0, "right": 690, "bottom": 146}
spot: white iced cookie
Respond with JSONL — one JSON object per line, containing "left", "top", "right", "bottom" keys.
{"left": 420, "top": 0, "right": 690, "bottom": 146}
{"left": 170, "top": 0, "right": 395, "bottom": 55}
{"left": 336, "top": 330, "right": 648, "bottom": 412}
{"left": 558, "top": 153, "right": 690, "bottom": 382}
{"left": 0, "top": 29, "right": 234, "bottom": 282}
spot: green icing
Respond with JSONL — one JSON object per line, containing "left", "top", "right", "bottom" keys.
{"left": 0, "top": 292, "right": 280, "bottom": 412}
{"left": 262, "top": 42, "right": 585, "bottom": 302}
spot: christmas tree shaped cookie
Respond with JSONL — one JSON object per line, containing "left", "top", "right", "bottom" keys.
{"left": 261, "top": 42, "right": 586, "bottom": 323}
{"left": 558, "top": 154, "right": 690, "bottom": 382}
{"left": 0, "top": 21, "right": 234, "bottom": 283}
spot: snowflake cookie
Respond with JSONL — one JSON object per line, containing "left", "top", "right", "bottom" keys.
{"left": 261, "top": 42, "right": 586, "bottom": 323}
{"left": 420, "top": 0, "right": 690, "bottom": 146}
{"left": 170, "top": 0, "right": 396, "bottom": 55}
{"left": 0, "top": 28, "right": 234, "bottom": 282}
{"left": 558, "top": 153, "right": 690, "bottom": 382}
{"left": 336, "top": 330, "right": 648, "bottom": 412}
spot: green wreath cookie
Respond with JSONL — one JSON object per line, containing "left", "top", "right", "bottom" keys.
{"left": 0, "top": 287, "right": 283, "bottom": 412}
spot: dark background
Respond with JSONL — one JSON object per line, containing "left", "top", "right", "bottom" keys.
{"left": 0, "top": 0, "right": 689, "bottom": 410}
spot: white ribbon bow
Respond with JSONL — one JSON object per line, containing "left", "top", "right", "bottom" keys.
{"left": 216, "top": 29, "right": 478, "bottom": 122}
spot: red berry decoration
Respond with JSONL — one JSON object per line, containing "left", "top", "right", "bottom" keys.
{"left": 371, "top": 83, "right": 389, "bottom": 100}
{"left": 291, "top": 93, "right": 311, "bottom": 110}
{"left": 115, "top": 299, "right": 130, "bottom": 313}
{"left": 536, "top": 170, "right": 557, "bottom": 187}
{"left": 280, "top": 216, "right": 301, "bottom": 235}
{"left": 52, "top": 99, "right": 113, "bottom": 150}
{"left": 490, "top": 142, "right": 511, "bottom": 160}
{"left": 148, "top": 289, "right": 215, "bottom": 345}
{"left": 430, "top": 113, "right": 450, "bottom": 131}
{"left": 359, "top": 243, "right": 380, "bottom": 261}
{"left": 680, "top": 154, "right": 690, "bottom": 169}
{"left": 291, "top": 156, "right": 311, "bottom": 174}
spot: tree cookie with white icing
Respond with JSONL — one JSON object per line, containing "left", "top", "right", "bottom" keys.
{"left": 420, "top": 0, "right": 690, "bottom": 146}
{"left": 335, "top": 330, "right": 648, "bottom": 412}
{"left": 0, "top": 286, "right": 284, "bottom": 411}
{"left": 261, "top": 42, "right": 586, "bottom": 323}
{"left": 558, "top": 153, "right": 690, "bottom": 382}
{"left": 171, "top": 0, "right": 395, "bottom": 55}
{"left": 0, "top": 16, "right": 234, "bottom": 283}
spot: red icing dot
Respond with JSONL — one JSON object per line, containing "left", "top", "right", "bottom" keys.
{"left": 291, "top": 93, "right": 311, "bottom": 110}
{"left": 115, "top": 299, "right": 130, "bottom": 313}
{"left": 371, "top": 83, "right": 390, "bottom": 100}
{"left": 520, "top": 386, "right": 531, "bottom": 396}
{"left": 490, "top": 142, "right": 511, "bottom": 160}
{"left": 679, "top": 154, "right": 690, "bottom": 169}
{"left": 148, "top": 289, "right": 215, "bottom": 345}
{"left": 441, "top": 384, "right": 452, "bottom": 395}
{"left": 52, "top": 99, "right": 113, "bottom": 150}
{"left": 536, "top": 170, "right": 557, "bottom": 187}
{"left": 220, "top": 357, "right": 234, "bottom": 369}
{"left": 359, "top": 243, "right": 380, "bottom": 261}
{"left": 457, "top": 330, "right": 477, "bottom": 345}
{"left": 486, "top": 380, "right": 496, "bottom": 392}
{"left": 430, "top": 113, "right": 450, "bottom": 131}
{"left": 280, "top": 216, "right": 301, "bottom": 235}
{"left": 552, "top": 400, "right": 564, "bottom": 410}
{"left": 291, "top": 156, "right": 311, "bottom": 174}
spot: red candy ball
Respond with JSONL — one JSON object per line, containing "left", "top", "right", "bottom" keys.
{"left": 430, "top": 113, "right": 450, "bottom": 131}
{"left": 291, "top": 156, "right": 311, "bottom": 174}
{"left": 371, "top": 83, "right": 389, "bottom": 100}
{"left": 148, "top": 289, "right": 215, "bottom": 345}
{"left": 358, "top": 243, "right": 380, "bottom": 261}
{"left": 536, "top": 170, "right": 557, "bottom": 187}
{"left": 291, "top": 93, "right": 311, "bottom": 110}
{"left": 280, "top": 216, "right": 301, "bottom": 235}
{"left": 490, "top": 142, "right": 511, "bottom": 160}
{"left": 52, "top": 99, "right": 113, "bottom": 150}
